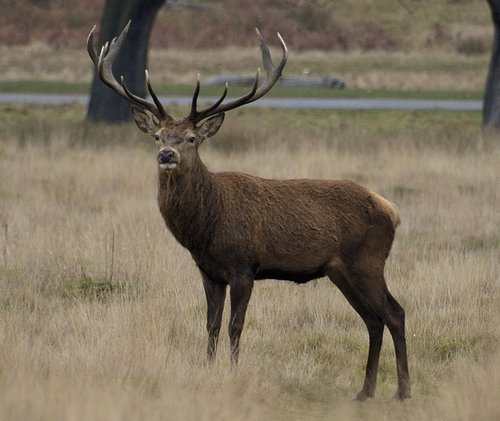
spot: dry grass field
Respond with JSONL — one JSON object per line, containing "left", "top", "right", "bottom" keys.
{"left": 0, "top": 104, "right": 498, "bottom": 420}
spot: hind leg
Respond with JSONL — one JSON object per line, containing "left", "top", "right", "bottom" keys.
{"left": 384, "top": 292, "right": 411, "bottom": 400}
{"left": 327, "top": 261, "right": 410, "bottom": 400}
{"left": 327, "top": 265, "right": 385, "bottom": 400}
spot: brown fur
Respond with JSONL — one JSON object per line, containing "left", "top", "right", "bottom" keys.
{"left": 136, "top": 113, "right": 410, "bottom": 401}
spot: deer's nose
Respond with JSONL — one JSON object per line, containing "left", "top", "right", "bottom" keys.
{"left": 158, "top": 149, "right": 175, "bottom": 164}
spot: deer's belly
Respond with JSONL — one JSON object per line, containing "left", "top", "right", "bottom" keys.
{"left": 254, "top": 267, "right": 324, "bottom": 283}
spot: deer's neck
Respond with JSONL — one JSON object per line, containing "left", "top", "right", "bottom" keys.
{"left": 157, "top": 159, "right": 221, "bottom": 252}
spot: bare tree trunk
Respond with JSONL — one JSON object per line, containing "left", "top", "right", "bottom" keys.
{"left": 483, "top": 0, "right": 500, "bottom": 128}
{"left": 87, "top": 0, "right": 166, "bottom": 122}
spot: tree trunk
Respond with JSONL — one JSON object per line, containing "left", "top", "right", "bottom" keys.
{"left": 483, "top": 0, "right": 500, "bottom": 128}
{"left": 87, "top": 0, "right": 166, "bottom": 122}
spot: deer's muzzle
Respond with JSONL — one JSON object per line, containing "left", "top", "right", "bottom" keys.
{"left": 158, "top": 148, "right": 178, "bottom": 170}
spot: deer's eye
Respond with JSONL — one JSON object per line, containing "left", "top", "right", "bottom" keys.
{"left": 187, "top": 134, "right": 196, "bottom": 143}
{"left": 154, "top": 134, "right": 161, "bottom": 142}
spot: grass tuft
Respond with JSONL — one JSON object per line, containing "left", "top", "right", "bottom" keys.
{"left": 61, "top": 276, "right": 128, "bottom": 301}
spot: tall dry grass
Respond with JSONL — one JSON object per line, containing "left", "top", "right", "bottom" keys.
{"left": 0, "top": 109, "right": 498, "bottom": 420}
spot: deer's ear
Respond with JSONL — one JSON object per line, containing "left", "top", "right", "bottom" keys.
{"left": 131, "top": 106, "right": 159, "bottom": 134}
{"left": 198, "top": 113, "right": 225, "bottom": 140}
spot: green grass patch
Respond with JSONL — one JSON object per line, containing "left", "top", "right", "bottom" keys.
{"left": 0, "top": 103, "right": 482, "bottom": 138}
{"left": 227, "top": 107, "right": 482, "bottom": 134}
{"left": 0, "top": 80, "right": 90, "bottom": 94}
{"left": 0, "top": 80, "right": 483, "bottom": 100}
{"left": 61, "top": 276, "right": 128, "bottom": 301}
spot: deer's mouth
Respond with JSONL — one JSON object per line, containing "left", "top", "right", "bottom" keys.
{"left": 159, "top": 162, "right": 177, "bottom": 170}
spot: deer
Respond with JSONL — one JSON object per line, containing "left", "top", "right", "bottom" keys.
{"left": 86, "top": 22, "right": 410, "bottom": 401}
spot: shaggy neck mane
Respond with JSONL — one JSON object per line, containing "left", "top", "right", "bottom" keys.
{"left": 157, "top": 158, "right": 221, "bottom": 252}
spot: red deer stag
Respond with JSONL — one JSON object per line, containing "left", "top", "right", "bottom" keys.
{"left": 87, "top": 22, "right": 410, "bottom": 401}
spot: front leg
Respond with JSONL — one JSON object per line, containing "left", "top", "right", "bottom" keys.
{"left": 228, "top": 271, "right": 254, "bottom": 364}
{"left": 201, "top": 271, "right": 227, "bottom": 361}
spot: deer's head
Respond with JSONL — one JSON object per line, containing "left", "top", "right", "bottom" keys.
{"left": 130, "top": 108, "right": 225, "bottom": 173}
{"left": 87, "top": 22, "right": 287, "bottom": 174}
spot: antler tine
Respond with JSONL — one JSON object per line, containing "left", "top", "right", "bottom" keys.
{"left": 201, "top": 82, "right": 229, "bottom": 115}
{"left": 120, "top": 73, "right": 169, "bottom": 119}
{"left": 145, "top": 70, "right": 169, "bottom": 119}
{"left": 87, "top": 21, "right": 171, "bottom": 121}
{"left": 188, "top": 75, "right": 231, "bottom": 122}
{"left": 188, "top": 74, "right": 202, "bottom": 121}
{"left": 86, "top": 25, "right": 99, "bottom": 66}
{"left": 256, "top": 28, "right": 274, "bottom": 75}
{"left": 120, "top": 75, "right": 158, "bottom": 114}
{"left": 254, "top": 29, "right": 288, "bottom": 95}
{"left": 187, "top": 29, "right": 287, "bottom": 125}
{"left": 95, "top": 21, "right": 130, "bottom": 101}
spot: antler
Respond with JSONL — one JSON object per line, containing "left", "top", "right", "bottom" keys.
{"left": 87, "top": 24, "right": 287, "bottom": 124}
{"left": 187, "top": 28, "right": 288, "bottom": 124}
{"left": 86, "top": 21, "right": 171, "bottom": 121}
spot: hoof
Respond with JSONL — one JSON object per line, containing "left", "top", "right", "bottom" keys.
{"left": 353, "top": 391, "right": 373, "bottom": 402}
{"left": 392, "top": 390, "right": 411, "bottom": 401}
